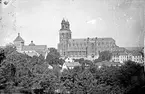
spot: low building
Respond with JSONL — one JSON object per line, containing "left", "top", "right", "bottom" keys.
{"left": 95, "top": 61, "right": 122, "bottom": 68}
{"left": 61, "top": 57, "right": 81, "bottom": 71}
{"left": 13, "top": 33, "right": 49, "bottom": 58}
{"left": 111, "top": 51, "right": 143, "bottom": 63}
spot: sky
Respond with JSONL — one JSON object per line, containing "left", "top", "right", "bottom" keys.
{"left": 0, "top": 0, "right": 145, "bottom": 48}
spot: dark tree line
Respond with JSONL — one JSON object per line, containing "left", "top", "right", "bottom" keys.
{"left": 0, "top": 46, "right": 145, "bottom": 94}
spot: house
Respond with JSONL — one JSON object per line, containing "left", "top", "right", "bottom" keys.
{"left": 111, "top": 51, "right": 143, "bottom": 63}
{"left": 131, "top": 51, "right": 143, "bottom": 63}
{"left": 61, "top": 57, "right": 81, "bottom": 71}
{"left": 95, "top": 61, "right": 122, "bottom": 68}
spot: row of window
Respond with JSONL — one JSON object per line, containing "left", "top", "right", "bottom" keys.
{"left": 67, "top": 52, "right": 86, "bottom": 55}
{"left": 67, "top": 43, "right": 115, "bottom": 48}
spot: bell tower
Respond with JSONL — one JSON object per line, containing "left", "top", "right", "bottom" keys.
{"left": 13, "top": 33, "right": 25, "bottom": 51}
{"left": 58, "top": 18, "right": 72, "bottom": 57}
{"left": 59, "top": 18, "right": 71, "bottom": 42}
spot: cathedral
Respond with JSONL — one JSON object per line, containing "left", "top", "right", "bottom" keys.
{"left": 57, "top": 19, "right": 125, "bottom": 59}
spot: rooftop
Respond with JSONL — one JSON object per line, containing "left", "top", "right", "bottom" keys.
{"left": 95, "top": 61, "right": 122, "bottom": 66}
{"left": 69, "top": 37, "right": 114, "bottom": 42}
{"left": 13, "top": 33, "right": 24, "bottom": 42}
{"left": 22, "top": 45, "right": 47, "bottom": 51}
{"left": 65, "top": 62, "right": 81, "bottom": 67}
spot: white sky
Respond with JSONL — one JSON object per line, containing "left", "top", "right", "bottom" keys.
{"left": 0, "top": 0, "right": 145, "bottom": 48}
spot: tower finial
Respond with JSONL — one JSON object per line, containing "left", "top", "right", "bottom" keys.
{"left": 18, "top": 33, "right": 20, "bottom": 36}
{"left": 63, "top": 17, "right": 65, "bottom": 20}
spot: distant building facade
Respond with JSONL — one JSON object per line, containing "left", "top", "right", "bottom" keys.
{"left": 13, "top": 33, "right": 48, "bottom": 58}
{"left": 111, "top": 51, "right": 143, "bottom": 63}
{"left": 58, "top": 19, "right": 125, "bottom": 59}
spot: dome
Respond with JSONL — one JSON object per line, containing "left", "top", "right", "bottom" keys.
{"left": 29, "top": 41, "right": 35, "bottom": 46}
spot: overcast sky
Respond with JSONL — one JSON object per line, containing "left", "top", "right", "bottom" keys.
{"left": 0, "top": 0, "right": 145, "bottom": 48}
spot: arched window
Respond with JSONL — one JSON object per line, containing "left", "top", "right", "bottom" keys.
{"left": 98, "top": 42, "right": 100, "bottom": 46}
{"left": 73, "top": 43, "right": 74, "bottom": 46}
{"left": 69, "top": 43, "right": 71, "bottom": 47}
{"left": 92, "top": 43, "right": 94, "bottom": 49}
{"left": 62, "top": 33, "right": 64, "bottom": 38}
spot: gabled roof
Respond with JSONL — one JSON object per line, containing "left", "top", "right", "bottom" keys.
{"left": 13, "top": 33, "right": 24, "bottom": 42}
{"left": 65, "top": 62, "right": 81, "bottom": 67}
{"left": 22, "top": 45, "right": 47, "bottom": 51}
{"left": 130, "top": 51, "right": 142, "bottom": 56}
{"left": 95, "top": 61, "right": 122, "bottom": 66}
{"left": 24, "top": 51, "right": 39, "bottom": 57}
{"left": 96, "top": 38, "right": 114, "bottom": 41}
{"left": 69, "top": 37, "right": 114, "bottom": 42}
{"left": 111, "top": 50, "right": 142, "bottom": 57}
{"left": 22, "top": 45, "right": 47, "bottom": 56}
{"left": 125, "top": 47, "right": 143, "bottom": 51}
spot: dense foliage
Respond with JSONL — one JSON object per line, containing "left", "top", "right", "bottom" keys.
{"left": 94, "top": 51, "right": 112, "bottom": 63}
{"left": 46, "top": 48, "right": 64, "bottom": 66}
{"left": 0, "top": 45, "right": 145, "bottom": 94}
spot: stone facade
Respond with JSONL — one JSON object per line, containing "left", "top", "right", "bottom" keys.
{"left": 58, "top": 19, "right": 125, "bottom": 59}
{"left": 13, "top": 33, "right": 48, "bottom": 58}
{"left": 111, "top": 51, "right": 143, "bottom": 63}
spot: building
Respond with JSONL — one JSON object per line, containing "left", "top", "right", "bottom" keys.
{"left": 58, "top": 19, "right": 125, "bottom": 59}
{"left": 111, "top": 51, "right": 143, "bottom": 63}
{"left": 13, "top": 33, "right": 48, "bottom": 58}
{"left": 61, "top": 57, "right": 81, "bottom": 71}
{"left": 95, "top": 61, "right": 123, "bottom": 68}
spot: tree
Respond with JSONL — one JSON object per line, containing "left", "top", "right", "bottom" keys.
{"left": 118, "top": 60, "right": 145, "bottom": 94}
{"left": 46, "top": 53, "right": 64, "bottom": 65}
{"left": 0, "top": 48, "right": 5, "bottom": 65}
{"left": 4, "top": 44, "right": 16, "bottom": 57}
{"left": 94, "top": 51, "right": 112, "bottom": 63}
{"left": 48, "top": 47, "right": 60, "bottom": 58}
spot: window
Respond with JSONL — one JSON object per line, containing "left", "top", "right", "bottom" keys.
{"left": 73, "top": 43, "right": 74, "bottom": 46}
{"left": 76, "top": 43, "right": 78, "bottom": 47}
{"left": 69, "top": 43, "right": 71, "bottom": 47}
{"left": 92, "top": 43, "right": 94, "bottom": 49}
{"left": 98, "top": 42, "right": 100, "bottom": 46}
{"left": 62, "top": 33, "right": 64, "bottom": 37}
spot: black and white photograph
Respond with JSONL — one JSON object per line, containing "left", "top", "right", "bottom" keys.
{"left": 0, "top": 0, "right": 145, "bottom": 93}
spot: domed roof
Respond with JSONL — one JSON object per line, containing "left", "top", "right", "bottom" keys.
{"left": 29, "top": 41, "right": 35, "bottom": 46}
{"left": 13, "top": 33, "right": 24, "bottom": 42}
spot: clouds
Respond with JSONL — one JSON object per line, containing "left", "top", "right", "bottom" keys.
{"left": 87, "top": 19, "right": 96, "bottom": 24}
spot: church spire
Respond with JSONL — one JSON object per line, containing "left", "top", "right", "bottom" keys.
{"left": 13, "top": 33, "right": 24, "bottom": 42}
{"left": 18, "top": 33, "right": 20, "bottom": 36}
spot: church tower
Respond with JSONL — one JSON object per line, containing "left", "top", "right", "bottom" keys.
{"left": 13, "top": 33, "right": 25, "bottom": 51}
{"left": 58, "top": 18, "right": 71, "bottom": 57}
{"left": 59, "top": 18, "right": 71, "bottom": 42}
